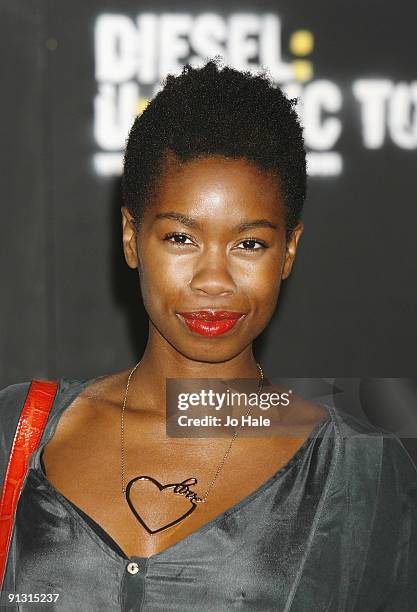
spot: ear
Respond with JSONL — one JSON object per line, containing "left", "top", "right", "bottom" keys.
{"left": 121, "top": 206, "right": 138, "bottom": 269}
{"left": 281, "top": 222, "right": 304, "bottom": 280}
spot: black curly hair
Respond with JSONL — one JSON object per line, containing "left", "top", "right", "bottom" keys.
{"left": 122, "top": 59, "right": 306, "bottom": 240}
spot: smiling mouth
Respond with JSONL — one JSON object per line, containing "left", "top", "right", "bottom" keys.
{"left": 177, "top": 310, "right": 246, "bottom": 337}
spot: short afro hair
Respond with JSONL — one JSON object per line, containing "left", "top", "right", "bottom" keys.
{"left": 122, "top": 59, "right": 306, "bottom": 239}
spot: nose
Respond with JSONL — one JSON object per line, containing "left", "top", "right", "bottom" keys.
{"left": 189, "top": 246, "right": 237, "bottom": 297}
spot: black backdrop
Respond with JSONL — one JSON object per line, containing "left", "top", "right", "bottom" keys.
{"left": 1, "top": 0, "right": 416, "bottom": 389}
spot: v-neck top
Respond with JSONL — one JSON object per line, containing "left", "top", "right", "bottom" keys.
{"left": 39, "top": 450, "right": 129, "bottom": 560}
{"left": 1, "top": 378, "right": 417, "bottom": 611}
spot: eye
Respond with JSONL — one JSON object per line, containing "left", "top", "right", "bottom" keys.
{"left": 163, "top": 232, "right": 195, "bottom": 246}
{"left": 235, "top": 238, "right": 268, "bottom": 251}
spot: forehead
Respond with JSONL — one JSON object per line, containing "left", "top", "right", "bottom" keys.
{"left": 149, "top": 154, "right": 285, "bottom": 222}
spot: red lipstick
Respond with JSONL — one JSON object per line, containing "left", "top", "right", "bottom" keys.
{"left": 177, "top": 310, "right": 245, "bottom": 336}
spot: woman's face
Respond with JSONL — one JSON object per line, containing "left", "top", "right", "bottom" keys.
{"left": 122, "top": 154, "right": 303, "bottom": 363}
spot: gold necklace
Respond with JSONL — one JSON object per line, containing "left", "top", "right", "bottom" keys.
{"left": 121, "top": 360, "right": 264, "bottom": 534}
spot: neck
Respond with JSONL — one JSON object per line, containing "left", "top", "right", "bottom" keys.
{"left": 126, "top": 323, "right": 262, "bottom": 412}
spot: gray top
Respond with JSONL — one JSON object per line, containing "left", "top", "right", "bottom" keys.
{"left": 1, "top": 378, "right": 417, "bottom": 611}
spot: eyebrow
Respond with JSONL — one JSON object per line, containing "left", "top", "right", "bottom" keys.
{"left": 154, "top": 212, "right": 278, "bottom": 232}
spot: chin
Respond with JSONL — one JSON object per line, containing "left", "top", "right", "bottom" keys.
{"left": 169, "top": 338, "right": 249, "bottom": 365}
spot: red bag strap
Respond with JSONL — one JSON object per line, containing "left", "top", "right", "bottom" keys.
{"left": 0, "top": 380, "right": 58, "bottom": 589}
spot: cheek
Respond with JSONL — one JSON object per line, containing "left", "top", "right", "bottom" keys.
{"left": 233, "top": 259, "right": 282, "bottom": 343}
{"left": 138, "top": 248, "right": 190, "bottom": 312}
{"left": 249, "top": 270, "right": 282, "bottom": 321}
{"left": 240, "top": 252, "right": 283, "bottom": 305}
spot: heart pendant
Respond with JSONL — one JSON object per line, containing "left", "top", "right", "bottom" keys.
{"left": 125, "top": 475, "right": 202, "bottom": 534}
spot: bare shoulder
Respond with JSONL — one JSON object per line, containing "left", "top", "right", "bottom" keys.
{"left": 79, "top": 369, "right": 128, "bottom": 404}
{"left": 48, "top": 370, "right": 130, "bottom": 441}
{"left": 285, "top": 397, "right": 328, "bottom": 437}
{"left": 265, "top": 380, "right": 329, "bottom": 437}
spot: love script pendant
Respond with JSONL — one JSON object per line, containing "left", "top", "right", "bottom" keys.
{"left": 125, "top": 476, "right": 204, "bottom": 535}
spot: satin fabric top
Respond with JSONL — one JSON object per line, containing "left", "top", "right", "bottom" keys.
{"left": 1, "top": 378, "right": 417, "bottom": 611}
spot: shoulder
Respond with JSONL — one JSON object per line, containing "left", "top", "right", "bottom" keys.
{"left": 0, "top": 373, "right": 121, "bottom": 493}
{"left": 0, "top": 377, "right": 92, "bottom": 488}
{"left": 329, "top": 404, "right": 417, "bottom": 496}
{"left": 75, "top": 370, "right": 128, "bottom": 405}
{"left": 0, "top": 380, "right": 32, "bottom": 433}
{"left": 0, "top": 372, "right": 127, "bottom": 455}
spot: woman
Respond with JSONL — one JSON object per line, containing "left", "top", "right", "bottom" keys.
{"left": 1, "top": 60, "right": 416, "bottom": 611}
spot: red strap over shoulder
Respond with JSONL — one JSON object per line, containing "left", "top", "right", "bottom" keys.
{"left": 0, "top": 380, "right": 58, "bottom": 590}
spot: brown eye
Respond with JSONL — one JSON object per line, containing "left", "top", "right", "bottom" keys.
{"left": 236, "top": 238, "right": 268, "bottom": 251}
{"left": 164, "top": 232, "right": 194, "bottom": 245}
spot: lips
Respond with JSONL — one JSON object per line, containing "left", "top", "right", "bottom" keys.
{"left": 179, "top": 311, "right": 243, "bottom": 321}
{"left": 177, "top": 310, "right": 245, "bottom": 336}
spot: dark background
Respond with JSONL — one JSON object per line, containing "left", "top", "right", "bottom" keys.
{"left": 1, "top": 0, "right": 416, "bottom": 389}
